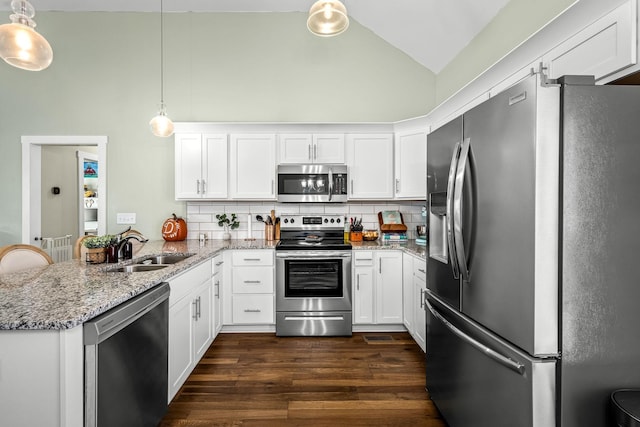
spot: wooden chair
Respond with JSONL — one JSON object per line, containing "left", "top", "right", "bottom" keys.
{"left": 0, "top": 244, "right": 54, "bottom": 274}
{"left": 73, "top": 235, "right": 92, "bottom": 260}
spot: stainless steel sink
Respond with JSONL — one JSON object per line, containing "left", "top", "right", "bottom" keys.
{"left": 108, "top": 264, "right": 169, "bottom": 273}
{"left": 137, "top": 254, "right": 194, "bottom": 265}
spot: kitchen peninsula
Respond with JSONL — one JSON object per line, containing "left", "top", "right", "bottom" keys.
{"left": 0, "top": 238, "right": 425, "bottom": 427}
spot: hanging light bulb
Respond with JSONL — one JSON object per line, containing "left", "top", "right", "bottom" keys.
{"left": 150, "top": 102, "right": 175, "bottom": 137}
{"left": 149, "top": 0, "right": 174, "bottom": 137}
{"left": 0, "top": 0, "right": 53, "bottom": 71}
{"left": 307, "top": 0, "right": 349, "bottom": 37}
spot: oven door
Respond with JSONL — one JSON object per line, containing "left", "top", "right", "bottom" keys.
{"left": 276, "top": 251, "right": 352, "bottom": 312}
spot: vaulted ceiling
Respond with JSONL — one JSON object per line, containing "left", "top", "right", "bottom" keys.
{"left": 3, "top": 0, "right": 511, "bottom": 73}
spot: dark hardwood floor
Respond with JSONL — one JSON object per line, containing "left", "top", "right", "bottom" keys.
{"left": 160, "top": 332, "right": 447, "bottom": 426}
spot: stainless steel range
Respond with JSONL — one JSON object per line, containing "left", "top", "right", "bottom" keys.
{"left": 275, "top": 214, "right": 352, "bottom": 336}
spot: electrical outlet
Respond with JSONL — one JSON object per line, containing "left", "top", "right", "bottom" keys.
{"left": 116, "top": 213, "right": 136, "bottom": 224}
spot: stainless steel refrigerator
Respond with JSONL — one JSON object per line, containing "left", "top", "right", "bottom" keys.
{"left": 426, "top": 72, "right": 640, "bottom": 427}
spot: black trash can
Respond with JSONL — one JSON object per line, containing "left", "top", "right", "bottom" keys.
{"left": 612, "top": 390, "right": 640, "bottom": 427}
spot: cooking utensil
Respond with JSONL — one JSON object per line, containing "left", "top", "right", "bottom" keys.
{"left": 256, "top": 215, "right": 265, "bottom": 223}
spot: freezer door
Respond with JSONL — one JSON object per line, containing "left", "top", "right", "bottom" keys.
{"left": 426, "top": 293, "right": 556, "bottom": 427}
{"left": 427, "top": 116, "right": 463, "bottom": 310}
{"left": 460, "top": 73, "right": 559, "bottom": 357}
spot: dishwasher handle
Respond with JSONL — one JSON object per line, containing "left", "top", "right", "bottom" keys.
{"left": 84, "top": 282, "right": 170, "bottom": 345}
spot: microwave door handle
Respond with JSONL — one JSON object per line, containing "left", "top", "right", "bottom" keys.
{"left": 446, "top": 141, "right": 461, "bottom": 280}
{"left": 453, "top": 138, "right": 471, "bottom": 282}
{"left": 328, "top": 169, "right": 333, "bottom": 201}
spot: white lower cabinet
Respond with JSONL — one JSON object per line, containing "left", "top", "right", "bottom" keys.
{"left": 168, "top": 260, "right": 214, "bottom": 402}
{"left": 223, "top": 250, "right": 275, "bottom": 327}
{"left": 353, "top": 250, "right": 403, "bottom": 325}
{"left": 413, "top": 258, "right": 427, "bottom": 352}
{"left": 401, "top": 253, "right": 427, "bottom": 352}
{"left": 212, "top": 253, "right": 224, "bottom": 336}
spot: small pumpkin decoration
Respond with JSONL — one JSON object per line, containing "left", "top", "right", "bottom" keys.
{"left": 162, "top": 213, "right": 187, "bottom": 241}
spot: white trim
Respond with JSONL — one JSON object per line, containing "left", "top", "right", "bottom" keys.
{"left": 21, "top": 136, "right": 108, "bottom": 244}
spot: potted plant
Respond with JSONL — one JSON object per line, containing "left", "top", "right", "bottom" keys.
{"left": 83, "top": 234, "right": 115, "bottom": 263}
{"left": 215, "top": 213, "right": 239, "bottom": 240}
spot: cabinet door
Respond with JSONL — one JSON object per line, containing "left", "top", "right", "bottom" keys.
{"left": 543, "top": 0, "right": 636, "bottom": 81}
{"left": 175, "top": 133, "right": 204, "bottom": 199}
{"left": 193, "top": 280, "right": 213, "bottom": 361}
{"left": 314, "top": 134, "right": 345, "bottom": 164}
{"left": 413, "top": 273, "right": 427, "bottom": 352}
{"left": 213, "top": 273, "right": 222, "bottom": 335}
{"left": 230, "top": 134, "right": 276, "bottom": 199}
{"left": 353, "top": 267, "right": 374, "bottom": 324}
{"left": 347, "top": 134, "right": 394, "bottom": 199}
{"left": 168, "top": 295, "right": 195, "bottom": 401}
{"left": 279, "top": 134, "right": 313, "bottom": 164}
{"left": 202, "top": 134, "right": 228, "bottom": 199}
{"left": 395, "top": 130, "right": 426, "bottom": 199}
{"left": 402, "top": 253, "right": 414, "bottom": 334}
{"left": 375, "top": 251, "right": 403, "bottom": 324}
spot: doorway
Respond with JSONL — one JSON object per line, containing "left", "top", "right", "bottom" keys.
{"left": 21, "top": 136, "right": 108, "bottom": 244}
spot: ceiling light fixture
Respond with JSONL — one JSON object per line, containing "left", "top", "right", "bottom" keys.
{"left": 149, "top": 0, "right": 174, "bottom": 138}
{"left": 307, "top": 0, "right": 349, "bottom": 37}
{"left": 0, "top": 0, "right": 53, "bottom": 71}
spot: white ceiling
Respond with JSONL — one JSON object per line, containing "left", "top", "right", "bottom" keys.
{"left": 2, "top": 0, "right": 511, "bottom": 73}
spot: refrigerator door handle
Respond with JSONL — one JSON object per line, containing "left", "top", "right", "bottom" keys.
{"left": 425, "top": 294, "right": 525, "bottom": 375}
{"left": 446, "top": 141, "right": 461, "bottom": 279}
{"left": 453, "top": 137, "right": 471, "bottom": 282}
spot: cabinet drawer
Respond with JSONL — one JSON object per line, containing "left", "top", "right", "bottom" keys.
{"left": 232, "top": 294, "right": 274, "bottom": 324}
{"left": 232, "top": 267, "right": 274, "bottom": 293}
{"left": 354, "top": 251, "right": 374, "bottom": 266}
{"left": 169, "top": 260, "right": 211, "bottom": 305}
{"left": 232, "top": 250, "right": 273, "bottom": 266}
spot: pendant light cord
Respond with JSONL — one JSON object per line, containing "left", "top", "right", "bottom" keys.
{"left": 159, "top": 0, "right": 165, "bottom": 105}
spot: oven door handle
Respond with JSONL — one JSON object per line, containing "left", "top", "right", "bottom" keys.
{"left": 276, "top": 252, "right": 352, "bottom": 258}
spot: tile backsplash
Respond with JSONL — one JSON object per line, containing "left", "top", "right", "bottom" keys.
{"left": 186, "top": 201, "right": 426, "bottom": 240}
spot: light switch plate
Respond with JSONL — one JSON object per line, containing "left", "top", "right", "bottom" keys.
{"left": 116, "top": 213, "right": 136, "bottom": 224}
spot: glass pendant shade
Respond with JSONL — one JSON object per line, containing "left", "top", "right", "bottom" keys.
{"left": 150, "top": 105, "right": 175, "bottom": 137}
{"left": 307, "top": 0, "right": 349, "bottom": 37}
{"left": 0, "top": 0, "right": 53, "bottom": 71}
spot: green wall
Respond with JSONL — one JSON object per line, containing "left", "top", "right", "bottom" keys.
{"left": 0, "top": 12, "right": 436, "bottom": 244}
{"left": 436, "top": 0, "right": 577, "bottom": 103}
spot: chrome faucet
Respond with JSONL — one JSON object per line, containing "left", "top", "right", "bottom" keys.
{"left": 116, "top": 232, "right": 149, "bottom": 260}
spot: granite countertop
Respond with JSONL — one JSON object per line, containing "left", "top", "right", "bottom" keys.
{"left": 0, "top": 239, "right": 275, "bottom": 331}
{"left": 351, "top": 240, "right": 427, "bottom": 260}
{"left": 0, "top": 238, "right": 426, "bottom": 331}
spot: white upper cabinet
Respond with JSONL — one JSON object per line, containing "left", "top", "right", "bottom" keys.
{"left": 394, "top": 130, "right": 426, "bottom": 199}
{"left": 346, "top": 134, "right": 394, "bottom": 199}
{"left": 229, "top": 134, "right": 277, "bottom": 199}
{"left": 175, "top": 133, "right": 228, "bottom": 200}
{"left": 542, "top": 0, "right": 636, "bottom": 81}
{"left": 279, "top": 133, "right": 345, "bottom": 164}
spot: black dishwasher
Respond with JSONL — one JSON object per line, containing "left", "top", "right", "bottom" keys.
{"left": 84, "top": 282, "right": 170, "bottom": 427}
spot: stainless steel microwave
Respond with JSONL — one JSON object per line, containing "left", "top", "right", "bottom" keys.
{"left": 277, "top": 164, "right": 348, "bottom": 202}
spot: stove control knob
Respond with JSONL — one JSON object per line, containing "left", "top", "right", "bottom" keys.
{"left": 336, "top": 218, "right": 341, "bottom": 223}
{"left": 324, "top": 218, "right": 329, "bottom": 223}
{"left": 290, "top": 219, "right": 295, "bottom": 224}
{"left": 284, "top": 218, "right": 289, "bottom": 223}
{"left": 330, "top": 218, "right": 335, "bottom": 223}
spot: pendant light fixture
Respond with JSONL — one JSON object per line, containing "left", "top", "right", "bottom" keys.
{"left": 0, "top": 0, "right": 53, "bottom": 71}
{"left": 149, "top": 0, "right": 174, "bottom": 138}
{"left": 307, "top": 0, "right": 349, "bottom": 37}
